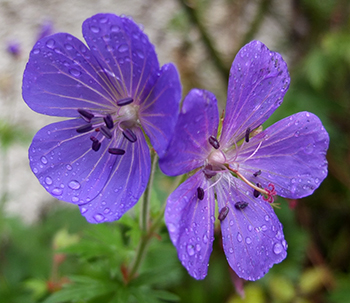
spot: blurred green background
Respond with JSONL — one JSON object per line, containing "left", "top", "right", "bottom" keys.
{"left": 1, "top": 0, "right": 350, "bottom": 302}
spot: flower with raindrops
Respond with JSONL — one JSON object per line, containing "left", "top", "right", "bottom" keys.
{"left": 159, "top": 40, "right": 329, "bottom": 280}
{"left": 22, "top": 13, "right": 181, "bottom": 223}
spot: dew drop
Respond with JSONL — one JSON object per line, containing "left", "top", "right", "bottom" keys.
{"left": 261, "top": 225, "right": 268, "bottom": 231}
{"left": 237, "top": 233, "right": 243, "bottom": 242}
{"left": 103, "top": 208, "right": 110, "bottom": 214}
{"left": 203, "top": 234, "right": 208, "bottom": 244}
{"left": 68, "top": 180, "right": 81, "bottom": 190}
{"left": 46, "top": 39, "right": 55, "bottom": 49}
{"left": 69, "top": 68, "right": 81, "bottom": 77}
{"left": 90, "top": 25, "right": 100, "bottom": 33}
{"left": 64, "top": 43, "right": 73, "bottom": 50}
{"left": 195, "top": 244, "right": 201, "bottom": 252}
{"left": 136, "top": 49, "right": 144, "bottom": 59}
{"left": 51, "top": 187, "right": 63, "bottom": 196}
{"left": 246, "top": 237, "right": 252, "bottom": 244}
{"left": 71, "top": 196, "right": 79, "bottom": 203}
{"left": 273, "top": 243, "right": 283, "bottom": 254}
{"left": 66, "top": 164, "right": 72, "bottom": 171}
{"left": 229, "top": 247, "right": 234, "bottom": 254}
{"left": 40, "top": 156, "right": 48, "bottom": 164}
{"left": 168, "top": 223, "right": 176, "bottom": 233}
{"left": 80, "top": 207, "right": 87, "bottom": 214}
{"left": 187, "top": 244, "right": 195, "bottom": 256}
{"left": 110, "top": 25, "right": 120, "bottom": 32}
{"left": 265, "top": 215, "right": 269, "bottom": 221}
{"left": 118, "top": 44, "right": 129, "bottom": 52}
{"left": 94, "top": 213, "right": 105, "bottom": 222}
{"left": 45, "top": 176, "right": 53, "bottom": 185}
{"left": 33, "top": 48, "right": 40, "bottom": 54}
{"left": 282, "top": 240, "right": 288, "bottom": 250}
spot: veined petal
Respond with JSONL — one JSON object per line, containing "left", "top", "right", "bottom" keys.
{"left": 139, "top": 63, "right": 181, "bottom": 157}
{"left": 221, "top": 40, "right": 290, "bottom": 147}
{"left": 159, "top": 89, "right": 219, "bottom": 176}
{"left": 23, "top": 33, "right": 118, "bottom": 117}
{"left": 80, "top": 127, "right": 150, "bottom": 223}
{"left": 165, "top": 171, "right": 215, "bottom": 280}
{"left": 82, "top": 14, "right": 159, "bottom": 103}
{"left": 237, "top": 112, "right": 329, "bottom": 199}
{"left": 215, "top": 174, "right": 287, "bottom": 280}
{"left": 29, "top": 119, "right": 150, "bottom": 223}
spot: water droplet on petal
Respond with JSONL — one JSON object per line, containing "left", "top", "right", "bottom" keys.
{"left": 110, "top": 25, "right": 120, "bottom": 32}
{"left": 246, "top": 237, "right": 252, "bottom": 244}
{"left": 40, "top": 156, "right": 48, "bottom": 164}
{"left": 80, "top": 207, "right": 87, "bottom": 214}
{"left": 103, "top": 208, "right": 110, "bottom": 214}
{"left": 46, "top": 39, "right": 55, "bottom": 49}
{"left": 71, "top": 196, "right": 79, "bottom": 203}
{"left": 69, "top": 68, "right": 81, "bottom": 77}
{"left": 203, "top": 234, "right": 208, "bottom": 244}
{"left": 68, "top": 180, "right": 81, "bottom": 190}
{"left": 90, "top": 25, "right": 100, "bottom": 33}
{"left": 187, "top": 244, "right": 195, "bottom": 256}
{"left": 237, "top": 233, "right": 243, "bottom": 242}
{"left": 168, "top": 223, "right": 176, "bottom": 233}
{"left": 66, "top": 164, "right": 72, "bottom": 171}
{"left": 265, "top": 215, "right": 269, "bottom": 221}
{"left": 45, "top": 176, "right": 53, "bottom": 185}
{"left": 51, "top": 187, "right": 63, "bottom": 196}
{"left": 33, "top": 49, "right": 40, "bottom": 54}
{"left": 94, "top": 213, "right": 104, "bottom": 222}
{"left": 136, "top": 49, "right": 144, "bottom": 59}
{"left": 195, "top": 244, "right": 201, "bottom": 252}
{"left": 273, "top": 243, "right": 283, "bottom": 254}
{"left": 282, "top": 240, "right": 288, "bottom": 250}
{"left": 118, "top": 44, "right": 128, "bottom": 52}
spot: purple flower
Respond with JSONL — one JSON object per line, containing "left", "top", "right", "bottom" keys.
{"left": 22, "top": 13, "right": 181, "bottom": 223}
{"left": 36, "top": 19, "right": 54, "bottom": 41}
{"left": 159, "top": 41, "right": 329, "bottom": 280}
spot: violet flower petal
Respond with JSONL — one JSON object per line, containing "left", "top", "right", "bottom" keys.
{"left": 165, "top": 171, "right": 215, "bottom": 280}
{"left": 23, "top": 33, "right": 119, "bottom": 117}
{"left": 29, "top": 119, "right": 150, "bottom": 222}
{"left": 159, "top": 89, "right": 219, "bottom": 176}
{"left": 82, "top": 13, "right": 159, "bottom": 101}
{"left": 221, "top": 40, "right": 290, "bottom": 146}
{"left": 237, "top": 112, "right": 329, "bottom": 199}
{"left": 215, "top": 175, "right": 287, "bottom": 281}
{"left": 80, "top": 127, "right": 150, "bottom": 223}
{"left": 139, "top": 63, "right": 181, "bottom": 157}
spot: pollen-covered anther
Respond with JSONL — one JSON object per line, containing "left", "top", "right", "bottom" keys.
{"left": 103, "top": 114, "right": 114, "bottom": 129}
{"left": 234, "top": 201, "right": 249, "bottom": 210}
{"left": 253, "top": 182, "right": 262, "bottom": 198}
{"left": 263, "top": 183, "right": 277, "bottom": 203}
{"left": 78, "top": 109, "right": 94, "bottom": 122}
{"left": 76, "top": 123, "right": 93, "bottom": 133}
{"left": 197, "top": 187, "right": 204, "bottom": 200}
{"left": 90, "top": 136, "right": 101, "bottom": 151}
{"left": 218, "top": 206, "right": 229, "bottom": 221}
{"left": 117, "top": 97, "right": 133, "bottom": 106}
{"left": 108, "top": 148, "right": 125, "bottom": 155}
{"left": 208, "top": 135, "right": 220, "bottom": 149}
{"left": 100, "top": 125, "right": 112, "bottom": 139}
{"left": 253, "top": 170, "right": 261, "bottom": 177}
{"left": 245, "top": 127, "right": 251, "bottom": 142}
{"left": 123, "top": 128, "right": 137, "bottom": 143}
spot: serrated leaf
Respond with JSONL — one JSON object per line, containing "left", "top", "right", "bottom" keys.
{"left": 42, "top": 276, "right": 117, "bottom": 303}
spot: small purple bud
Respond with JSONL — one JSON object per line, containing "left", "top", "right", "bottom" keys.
{"left": 103, "top": 114, "right": 114, "bottom": 129}
{"left": 218, "top": 206, "right": 229, "bottom": 221}
{"left": 234, "top": 201, "right": 249, "bottom": 210}
{"left": 78, "top": 109, "right": 94, "bottom": 122}
{"left": 123, "top": 129, "right": 137, "bottom": 143}
{"left": 117, "top": 97, "right": 134, "bottom": 106}
{"left": 253, "top": 170, "right": 261, "bottom": 177}
{"left": 245, "top": 127, "right": 251, "bottom": 142}
{"left": 6, "top": 40, "right": 21, "bottom": 58}
{"left": 76, "top": 123, "right": 93, "bottom": 133}
{"left": 100, "top": 125, "right": 112, "bottom": 139}
{"left": 108, "top": 148, "right": 125, "bottom": 155}
{"left": 208, "top": 135, "right": 220, "bottom": 149}
{"left": 197, "top": 187, "right": 204, "bottom": 200}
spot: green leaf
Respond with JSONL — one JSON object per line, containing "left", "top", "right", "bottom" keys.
{"left": 42, "top": 276, "right": 117, "bottom": 303}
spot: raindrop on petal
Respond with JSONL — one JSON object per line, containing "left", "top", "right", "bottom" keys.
{"left": 68, "top": 180, "right": 81, "bottom": 190}
{"left": 273, "top": 243, "right": 283, "bottom": 254}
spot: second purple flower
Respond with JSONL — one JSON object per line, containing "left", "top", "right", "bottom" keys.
{"left": 159, "top": 41, "right": 329, "bottom": 281}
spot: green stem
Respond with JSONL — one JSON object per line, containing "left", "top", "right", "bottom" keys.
{"left": 127, "top": 150, "right": 158, "bottom": 282}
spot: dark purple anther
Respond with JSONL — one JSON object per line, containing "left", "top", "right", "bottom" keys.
{"left": 78, "top": 109, "right": 94, "bottom": 122}
{"left": 76, "top": 123, "right": 93, "bottom": 133}
{"left": 208, "top": 135, "right": 220, "bottom": 149}
{"left": 245, "top": 127, "right": 251, "bottom": 142}
{"left": 235, "top": 201, "right": 249, "bottom": 210}
{"left": 117, "top": 97, "right": 133, "bottom": 106}
{"left": 108, "top": 148, "right": 125, "bottom": 155}
{"left": 100, "top": 125, "right": 112, "bottom": 139}
{"left": 253, "top": 182, "right": 262, "bottom": 198}
{"left": 197, "top": 187, "right": 204, "bottom": 200}
{"left": 103, "top": 114, "right": 114, "bottom": 129}
{"left": 218, "top": 206, "right": 229, "bottom": 221}
{"left": 123, "top": 129, "right": 137, "bottom": 143}
{"left": 253, "top": 170, "right": 261, "bottom": 177}
{"left": 203, "top": 164, "right": 217, "bottom": 179}
{"left": 90, "top": 136, "right": 101, "bottom": 151}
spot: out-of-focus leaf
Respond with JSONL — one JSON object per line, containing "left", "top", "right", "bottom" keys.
{"left": 23, "top": 278, "right": 47, "bottom": 300}
{"left": 227, "top": 284, "right": 265, "bottom": 303}
{"left": 268, "top": 274, "right": 295, "bottom": 302}
{"left": 299, "top": 266, "right": 330, "bottom": 295}
{"left": 53, "top": 228, "right": 79, "bottom": 250}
